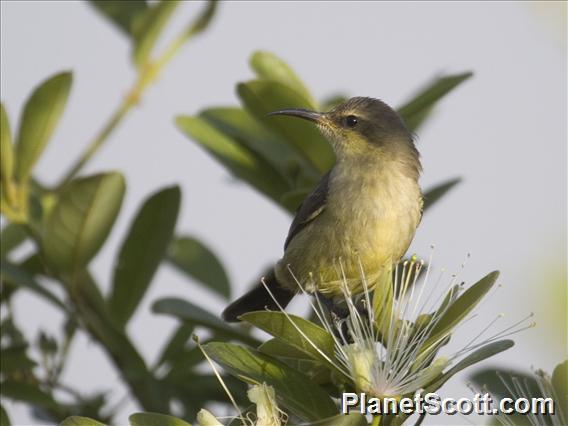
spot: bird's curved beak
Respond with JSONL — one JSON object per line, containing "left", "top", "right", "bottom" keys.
{"left": 267, "top": 108, "right": 325, "bottom": 124}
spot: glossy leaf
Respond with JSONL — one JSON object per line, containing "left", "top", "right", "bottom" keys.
{"left": 0, "top": 345, "right": 36, "bottom": 373}
{"left": 60, "top": 416, "right": 107, "bottom": 426}
{"left": 200, "top": 107, "right": 312, "bottom": 184}
{"left": 422, "top": 177, "right": 461, "bottom": 211}
{"left": 109, "top": 186, "right": 180, "bottom": 328}
{"left": 428, "top": 340, "right": 514, "bottom": 393}
{"left": 163, "top": 347, "right": 209, "bottom": 380}
{"left": 0, "top": 224, "right": 27, "bottom": 259}
{"left": 130, "top": 412, "right": 191, "bottom": 426}
{"left": 389, "top": 340, "right": 514, "bottom": 426}
{"left": 15, "top": 72, "right": 72, "bottom": 182}
{"left": 250, "top": 51, "right": 316, "bottom": 107}
{"left": 176, "top": 115, "right": 289, "bottom": 201}
{"left": 203, "top": 342, "right": 337, "bottom": 421}
{"left": 0, "top": 404, "right": 10, "bottom": 426}
{"left": 1, "top": 103, "right": 14, "bottom": 188}
{"left": 167, "top": 235, "right": 230, "bottom": 299}
{"left": 259, "top": 337, "right": 313, "bottom": 360}
{"left": 165, "top": 373, "right": 247, "bottom": 406}
{"left": 68, "top": 270, "right": 169, "bottom": 412}
{"left": 237, "top": 80, "right": 334, "bottom": 173}
{"left": 152, "top": 297, "right": 258, "bottom": 346}
{"left": 181, "top": 0, "right": 217, "bottom": 39}
{"left": 552, "top": 359, "right": 567, "bottom": 419}
{"left": 155, "top": 323, "right": 194, "bottom": 367}
{"left": 43, "top": 172, "right": 125, "bottom": 275}
{"left": 469, "top": 368, "right": 541, "bottom": 401}
{"left": 397, "top": 72, "right": 473, "bottom": 132}
{"left": 0, "top": 380, "right": 58, "bottom": 411}
{"left": 0, "top": 261, "right": 66, "bottom": 310}
{"left": 88, "top": 0, "right": 147, "bottom": 35}
{"left": 132, "top": 0, "right": 179, "bottom": 67}
{"left": 241, "top": 311, "right": 342, "bottom": 376}
{"left": 418, "top": 271, "right": 498, "bottom": 358}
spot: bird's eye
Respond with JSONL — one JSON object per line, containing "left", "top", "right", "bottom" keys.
{"left": 345, "top": 115, "right": 358, "bottom": 128}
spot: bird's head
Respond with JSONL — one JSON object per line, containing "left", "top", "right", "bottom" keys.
{"left": 269, "top": 97, "right": 419, "bottom": 169}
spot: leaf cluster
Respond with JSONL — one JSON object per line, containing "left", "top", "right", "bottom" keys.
{"left": 0, "top": 2, "right": 502, "bottom": 426}
{"left": 0, "top": 2, "right": 233, "bottom": 425}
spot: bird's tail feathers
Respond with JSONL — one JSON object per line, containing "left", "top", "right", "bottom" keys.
{"left": 222, "top": 271, "right": 294, "bottom": 322}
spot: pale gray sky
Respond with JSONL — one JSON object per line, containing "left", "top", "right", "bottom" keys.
{"left": 1, "top": 1, "right": 566, "bottom": 425}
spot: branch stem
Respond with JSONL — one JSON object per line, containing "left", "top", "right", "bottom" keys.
{"left": 55, "top": 30, "right": 190, "bottom": 191}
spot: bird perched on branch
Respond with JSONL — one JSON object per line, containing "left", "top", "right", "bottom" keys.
{"left": 222, "top": 97, "right": 422, "bottom": 322}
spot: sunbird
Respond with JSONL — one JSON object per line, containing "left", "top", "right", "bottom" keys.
{"left": 222, "top": 97, "right": 422, "bottom": 322}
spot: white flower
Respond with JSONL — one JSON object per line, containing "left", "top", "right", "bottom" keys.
{"left": 266, "top": 251, "right": 534, "bottom": 400}
{"left": 197, "top": 409, "right": 223, "bottom": 426}
{"left": 196, "top": 336, "right": 285, "bottom": 426}
{"left": 247, "top": 383, "right": 286, "bottom": 426}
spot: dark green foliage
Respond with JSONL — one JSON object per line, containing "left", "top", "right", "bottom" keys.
{"left": 177, "top": 52, "right": 469, "bottom": 215}
{"left": 0, "top": 2, "right": 487, "bottom": 425}
{"left": 109, "top": 186, "right": 181, "bottom": 328}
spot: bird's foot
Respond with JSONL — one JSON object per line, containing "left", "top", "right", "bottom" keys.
{"left": 314, "top": 291, "right": 348, "bottom": 319}
{"left": 314, "top": 291, "right": 369, "bottom": 319}
{"left": 314, "top": 292, "right": 371, "bottom": 344}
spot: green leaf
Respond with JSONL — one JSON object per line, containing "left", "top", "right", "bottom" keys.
{"left": 152, "top": 297, "right": 258, "bottom": 346}
{"left": 397, "top": 72, "right": 472, "bottom": 132}
{"left": 109, "top": 186, "right": 180, "bottom": 328}
{"left": 155, "top": 323, "right": 194, "bottom": 367}
{"left": 176, "top": 115, "right": 290, "bottom": 202}
{"left": 15, "top": 72, "right": 72, "bottom": 182}
{"left": 1, "top": 103, "right": 14, "bottom": 187}
{"left": 418, "top": 271, "right": 499, "bottom": 358}
{"left": 129, "top": 412, "right": 191, "bottom": 426}
{"left": 200, "top": 107, "right": 315, "bottom": 186}
{"left": 180, "top": 0, "right": 217, "bottom": 39}
{"left": 43, "top": 172, "right": 125, "bottom": 275}
{"left": 166, "top": 374, "right": 248, "bottom": 408}
{"left": 60, "top": 416, "right": 107, "bottom": 426}
{"left": 237, "top": 80, "right": 334, "bottom": 174}
{"left": 203, "top": 342, "right": 338, "bottom": 421}
{"left": 241, "top": 311, "right": 343, "bottom": 376}
{"left": 166, "top": 235, "right": 230, "bottom": 299}
{"left": 428, "top": 340, "right": 514, "bottom": 393}
{"left": 163, "top": 345, "right": 227, "bottom": 382}
{"left": 0, "top": 224, "right": 27, "bottom": 259}
{"left": 0, "top": 261, "right": 67, "bottom": 310}
{"left": 0, "top": 380, "right": 58, "bottom": 411}
{"left": 0, "top": 404, "right": 10, "bottom": 426}
{"left": 422, "top": 177, "right": 461, "bottom": 211}
{"left": 259, "top": 338, "right": 314, "bottom": 360}
{"left": 88, "top": 0, "right": 147, "bottom": 35}
{"left": 388, "top": 340, "right": 514, "bottom": 426}
{"left": 132, "top": 0, "right": 179, "bottom": 67}
{"left": 0, "top": 345, "right": 37, "bottom": 373}
{"left": 552, "top": 359, "right": 567, "bottom": 419}
{"left": 469, "top": 368, "right": 541, "bottom": 401}
{"left": 250, "top": 51, "right": 316, "bottom": 107}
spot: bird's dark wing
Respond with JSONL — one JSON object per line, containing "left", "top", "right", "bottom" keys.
{"left": 284, "top": 171, "right": 331, "bottom": 250}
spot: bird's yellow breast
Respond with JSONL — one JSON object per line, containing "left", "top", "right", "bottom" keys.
{"left": 275, "top": 159, "right": 422, "bottom": 296}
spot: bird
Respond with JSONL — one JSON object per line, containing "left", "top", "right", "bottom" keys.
{"left": 222, "top": 97, "right": 422, "bottom": 322}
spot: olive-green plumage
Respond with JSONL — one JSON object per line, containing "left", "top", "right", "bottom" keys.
{"left": 223, "top": 97, "right": 422, "bottom": 322}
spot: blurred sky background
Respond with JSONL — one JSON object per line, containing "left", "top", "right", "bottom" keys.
{"left": 1, "top": 1, "right": 566, "bottom": 425}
